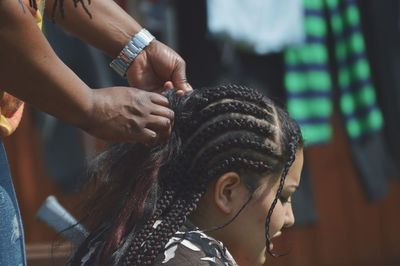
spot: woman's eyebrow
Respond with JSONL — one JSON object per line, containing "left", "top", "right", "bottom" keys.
{"left": 285, "top": 184, "right": 299, "bottom": 192}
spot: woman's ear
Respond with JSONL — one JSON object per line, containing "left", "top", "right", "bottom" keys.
{"left": 213, "top": 172, "right": 247, "bottom": 214}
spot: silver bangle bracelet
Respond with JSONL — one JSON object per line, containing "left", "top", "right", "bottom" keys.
{"left": 110, "top": 28, "right": 155, "bottom": 77}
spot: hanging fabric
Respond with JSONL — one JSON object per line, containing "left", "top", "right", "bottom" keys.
{"left": 284, "top": 0, "right": 384, "bottom": 146}
{"left": 358, "top": 0, "right": 400, "bottom": 179}
{"left": 207, "top": 0, "right": 305, "bottom": 55}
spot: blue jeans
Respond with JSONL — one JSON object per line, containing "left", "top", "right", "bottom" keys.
{"left": 0, "top": 141, "right": 26, "bottom": 266}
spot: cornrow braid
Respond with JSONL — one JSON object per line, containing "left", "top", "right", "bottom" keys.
{"left": 123, "top": 191, "right": 203, "bottom": 265}
{"left": 201, "top": 100, "right": 274, "bottom": 122}
{"left": 206, "top": 155, "right": 272, "bottom": 178}
{"left": 120, "top": 154, "right": 276, "bottom": 265}
{"left": 151, "top": 126, "right": 279, "bottom": 221}
{"left": 120, "top": 166, "right": 207, "bottom": 264}
{"left": 136, "top": 193, "right": 203, "bottom": 263}
{"left": 183, "top": 84, "right": 273, "bottom": 120}
{"left": 123, "top": 156, "right": 268, "bottom": 265}
{"left": 72, "top": 85, "right": 302, "bottom": 266}
{"left": 120, "top": 113, "right": 281, "bottom": 264}
{"left": 182, "top": 100, "right": 276, "bottom": 139}
{"left": 189, "top": 133, "right": 282, "bottom": 169}
{"left": 200, "top": 84, "right": 272, "bottom": 110}
{"left": 168, "top": 113, "right": 279, "bottom": 186}
{"left": 124, "top": 152, "right": 275, "bottom": 265}
{"left": 118, "top": 86, "right": 301, "bottom": 265}
{"left": 181, "top": 116, "right": 277, "bottom": 154}
{"left": 158, "top": 122, "right": 278, "bottom": 191}
{"left": 119, "top": 181, "right": 192, "bottom": 263}
{"left": 264, "top": 135, "right": 300, "bottom": 256}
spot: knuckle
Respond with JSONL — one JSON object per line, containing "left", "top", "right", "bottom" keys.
{"left": 149, "top": 93, "right": 162, "bottom": 102}
{"left": 129, "top": 120, "right": 144, "bottom": 132}
{"left": 178, "top": 58, "right": 186, "bottom": 68}
{"left": 160, "top": 117, "right": 171, "bottom": 128}
{"left": 132, "top": 91, "right": 150, "bottom": 104}
{"left": 134, "top": 96, "right": 146, "bottom": 107}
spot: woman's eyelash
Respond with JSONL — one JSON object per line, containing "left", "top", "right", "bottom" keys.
{"left": 279, "top": 196, "right": 291, "bottom": 204}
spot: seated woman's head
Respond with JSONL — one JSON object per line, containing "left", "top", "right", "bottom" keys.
{"left": 71, "top": 84, "right": 303, "bottom": 266}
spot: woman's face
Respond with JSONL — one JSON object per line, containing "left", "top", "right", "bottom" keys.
{"left": 216, "top": 149, "right": 304, "bottom": 266}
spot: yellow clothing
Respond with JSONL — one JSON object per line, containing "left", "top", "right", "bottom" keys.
{"left": 0, "top": 0, "right": 44, "bottom": 137}
{"left": 34, "top": 0, "right": 45, "bottom": 30}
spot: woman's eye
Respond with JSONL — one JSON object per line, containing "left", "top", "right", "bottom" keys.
{"left": 279, "top": 196, "right": 291, "bottom": 204}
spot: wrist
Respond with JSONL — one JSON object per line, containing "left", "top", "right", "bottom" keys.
{"left": 72, "top": 86, "right": 96, "bottom": 132}
{"left": 110, "top": 28, "right": 156, "bottom": 77}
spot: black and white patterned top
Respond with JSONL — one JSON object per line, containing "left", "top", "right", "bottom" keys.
{"left": 77, "top": 221, "right": 237, "bottom": 266}
{"left": 153, "top": 221, "right": 238, "bottom": 266}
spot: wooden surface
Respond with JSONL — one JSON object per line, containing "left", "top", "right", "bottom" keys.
{"left": 26, "top": 243, "right": 70, "bottom": 266}
{"left": 5, "top": 107, "right": 400, "bottom": 266}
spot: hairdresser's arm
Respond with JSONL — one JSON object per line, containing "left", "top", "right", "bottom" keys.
{"left": 0, "top": 0, "right": 172, "bottom": 143}
{"left": 45, "top": 0, "right": 192, "bottom": 94}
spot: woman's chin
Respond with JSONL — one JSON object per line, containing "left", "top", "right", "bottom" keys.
{"left": 257, "top": 247, "right": 268, "bottom": 265}
{"left": 235, "top": 250, "right": 267, "bottom": 266}
{"left": 269, "top": 242, "right": 274, "bottom": 251}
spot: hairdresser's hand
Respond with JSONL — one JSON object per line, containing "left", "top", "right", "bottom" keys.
{"left": 83, "top": 87, "right": 173, "bottom": 144}
{"left": 126, "top": 40, "right": 192, "bottom": 96}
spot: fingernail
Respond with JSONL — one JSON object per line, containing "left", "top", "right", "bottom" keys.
{"left": 150, "top": 131, "right": 157, "bottom": 138}
{"left": 166, "top": 119, "right": 171, "bottom": 127}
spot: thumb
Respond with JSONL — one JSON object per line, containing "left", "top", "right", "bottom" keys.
{"left": 171, "top": 59, "right": 193, "bottom": 92}
{"left": 131, "top": 128, "right": 158, "bottom": 145}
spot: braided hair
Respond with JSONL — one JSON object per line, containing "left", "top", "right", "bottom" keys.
{"left": 69, "top": 84, "right": 303, "bottom": 265}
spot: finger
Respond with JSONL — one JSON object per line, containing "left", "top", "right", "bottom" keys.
{"left": 134, "top": 128, "right": 158, "bottom": 145}
{"left": 152, "top": 82, "right": 174, "bottom": 95}
{"left": 171, "top": 59, "right": 193, "bottom": 92}
{"left": 175, "top": 90, "right": 185, "bottom": 97}
{"left": 163, "top": 84, "right": 187, "bottom": 97}
{"left": 173, "top": 78, "right": 192, "bottom": 92}
{"left": 146, "top": 115, "right": 171, "bottom": 132}
{"left": 185, "top": 82, "right": 193, "bottom": 91}
{"left": 163, "top": 81, "right": 174, "bottom": 90}
{"left": 146, "top": 115, "right": 172, "bottom": 139}
{"left": 149, "top": 93, "right": 169, "bottom": 107}
{"left": 150, "top": 104, "right": 174, "bottom": 120}
{"left": 155, "top": 82, "right": 175, "bottom": 95}
{"left": 173, "top": 80, "right": 192, "bottom": 93}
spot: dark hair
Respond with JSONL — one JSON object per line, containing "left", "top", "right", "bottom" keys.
{"left": 69, "top": 84, "right": 303, "bottom": 265}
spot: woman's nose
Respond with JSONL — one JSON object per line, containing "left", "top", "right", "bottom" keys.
{"left": 284, "top": 204, "right": 295, "bottom": 228}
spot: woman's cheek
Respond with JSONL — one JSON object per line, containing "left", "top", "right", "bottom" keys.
{"left": 268, "top": 205, "right": 285, "bottom": 236}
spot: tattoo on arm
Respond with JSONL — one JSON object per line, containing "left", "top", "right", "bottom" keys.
{"left": 23, "top": 0, "right": 93, "bottom": 21}
{"left": 17, "top": 0, "right": 26, "bottom": 13}
{"left": 50, "top": 0, "right": 93, "bottom": 20}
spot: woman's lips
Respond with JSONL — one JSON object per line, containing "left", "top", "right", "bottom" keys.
{"left": 272, "top": 231, "right": 282, "bottom": 239}
{"left": 269, "top": 231, "right": 282, "bottom": 251}
{"left": 269, "top": 242, "right": 274, "bottom": 251}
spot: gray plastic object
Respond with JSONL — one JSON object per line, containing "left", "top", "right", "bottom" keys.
{"left": 36, "top": 195, "right": 89, "bottom": 246}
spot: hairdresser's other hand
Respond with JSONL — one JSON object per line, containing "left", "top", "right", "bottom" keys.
{"left": 83, "top": 87, "right": 173, "bottom": 144}
{"left": 126, "top": 40, "right": 192, "bottom": 95}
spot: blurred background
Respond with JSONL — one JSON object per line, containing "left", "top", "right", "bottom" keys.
{"left": 4, "top": 0, "right": 400, "bottom": 265}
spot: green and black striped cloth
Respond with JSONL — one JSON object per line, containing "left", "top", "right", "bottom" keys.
{"left": 284, "top": 0, "right": 383, "bottom": 146}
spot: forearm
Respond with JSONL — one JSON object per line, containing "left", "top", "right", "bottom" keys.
{"left": 0, "top": 0, "right": 93, "bottom": 128}
{"left": 44, "top": 0, "right": 142, "bottom": 57}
